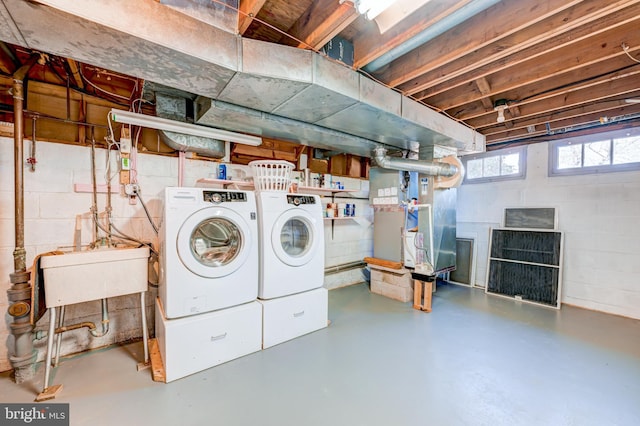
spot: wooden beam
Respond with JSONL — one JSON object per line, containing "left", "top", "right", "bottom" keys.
{"left": 485, "top": 118, "right": 640, "bottom": 148}
{"left": 465, "top": 71, "right": 640, "bottom": 129}
{"left": 352, "top": 0, "right": 473, "bottom": 69}
{"left": 448, "top": 59, "right": 640, "bottom": 123}
{"left": 402, "top": 0, "right": 640, "bottom": 97}
{"left": 486, "top": 104, "right": 640, "bottom": 144}
{"left": 0, "top": 42, "right": 18, "bottom": 75}
{"left": 238, "top": 0, "right": 268, "bottom": 35}
{"left": 66, "top": 59, "right": 84, "bottom": 90}
{"left": 482, "top": 97, "right": 640, "bottom": 137}
{"left": 475, "top": 77, "right": 494, "bottom": 110}
{"left": 282, "top": 0, "right": 358, "bottom": 50}
{"left": 376, "top": 0, "right": 583, "bottom": 88}
{"left": 421, "top": 18, "right": 640, "bottom": 111}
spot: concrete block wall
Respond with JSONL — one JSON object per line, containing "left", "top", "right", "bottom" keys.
{"left": 0, "top": 138, "right": 170, "bottom": 372}
{"left": 0, "top": 137, "right": 373, "bottom": 372}
{"left": 321, "top": 177, "right": 373, "bottom": 290}
{"left": 457, "top": 141, "right": 640, "bottom": 319}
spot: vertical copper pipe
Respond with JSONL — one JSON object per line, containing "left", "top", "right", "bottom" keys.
{"left": 29, "top": 117, "right": 36, "bottom": 172}
{"left": 8, "top": 64, "right": 37, "bottom": 383}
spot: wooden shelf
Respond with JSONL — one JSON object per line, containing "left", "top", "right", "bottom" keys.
{"left": 297, "top": 186, "right": 358, "bottom": 194}
{"left": 195, "top": 178, "right": 253, "bottom": 189}
{"left": 195, "top": 179, "right": 360, "bottom": 194}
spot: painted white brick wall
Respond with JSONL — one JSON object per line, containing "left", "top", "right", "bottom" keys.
{"left": 320, "top": 177, "right": 373, "bottom": 289}
{"left": 0, "top": 138, "right": 373, "bottom": 371}
{"left": 457, "top": 142, "right": 640, "bottom": 319}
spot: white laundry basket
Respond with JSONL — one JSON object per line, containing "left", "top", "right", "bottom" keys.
{"left": 249, "top": 160, "right": 294, "bottom": 192}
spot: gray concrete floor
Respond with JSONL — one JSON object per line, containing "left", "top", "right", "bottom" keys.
{"left": 2, "top": 282, "right": 640, "bottom": 426}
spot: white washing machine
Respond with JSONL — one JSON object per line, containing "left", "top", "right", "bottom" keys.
{"left": 159, "top": 187, "right": 259, "bottom": 319}
{"left": 255, "top": 192, "right": 325, "bottom": 299}
{"left": 256, "top": 191, "right": 327, "bottom": 348}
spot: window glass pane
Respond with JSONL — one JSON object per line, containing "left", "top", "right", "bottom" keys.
{"left": 557, "top": 144, "right": 582, "bottom": 169}
{"left": 483, "top": 156, "right": 500, "bottom": 177}
{"left": 613, "top": 136, "right": 640, "bottom": 164}
{"left": 466, "top": 159, "right": 483, "bottom": 179}
{"left": 501, "top": 153, "right": 520, "bottom": 175}
{"left": 584, "top": 140, "right": 610, "bottom": 167}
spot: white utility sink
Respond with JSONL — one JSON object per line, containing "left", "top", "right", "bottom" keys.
{"left": 41, "top": 247, "right": 150, "bottom": 307}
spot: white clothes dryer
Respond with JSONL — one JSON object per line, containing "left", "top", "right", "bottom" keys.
{"left": 256, "top": 192, "right": 324, "bottom": 300}
{"left": 159, "top": 187, "right": 259, "bottom": 319}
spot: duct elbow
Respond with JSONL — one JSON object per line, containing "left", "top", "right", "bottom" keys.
{"left": 373, "top": 146, "right": 464, "bottom": 187}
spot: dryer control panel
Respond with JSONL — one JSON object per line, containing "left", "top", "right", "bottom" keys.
{"left": 203, "top": 191, "right": 247, "bottom": 204}
{"left": 287, "top": 195, "right": 316, "bottom": 206}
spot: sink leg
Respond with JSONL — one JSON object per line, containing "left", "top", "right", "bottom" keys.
{"left": 141, "top": 292, "right": 149, "bottom": 364}
{"left": 53, "top": 305, "right": 65, "bottom": 367}
{"left": 43, "top": 307, "right": 56, "bottom": 391}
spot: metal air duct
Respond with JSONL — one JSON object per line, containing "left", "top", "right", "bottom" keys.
{"left": 372, "top": 146, "right": 457, "bottom": 177}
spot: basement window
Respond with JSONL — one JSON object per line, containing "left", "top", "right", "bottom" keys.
{"left": 549, "top": 131, "right": 640, "bottom": 176}
{"left": 462, "top": 146, "right": 527, "bottom": 184}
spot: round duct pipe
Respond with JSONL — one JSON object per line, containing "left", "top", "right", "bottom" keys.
{"left": 372, "top": 147, "right": 457, "bottom": 177}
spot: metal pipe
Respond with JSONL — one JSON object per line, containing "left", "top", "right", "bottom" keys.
{"left": 90, "top": 133, "right": 100, "bottom": 244}
{"left": 28, "top": 117, "right": 36, "bottom": 172}
{"left": 88, "top": 299, "right": 110, "bottom": 337}
{"left": 372, "top": 147, "right": 457, "bottom": 177}
{"left": 66, "top": 75, "right": 71, "bottom": 121}
{"left": 324, "top": 261, "right": 367, "bottom": 276}
{"left": 54, "top": 305, "right": 65, "bottom": 366}
{"left": 105, "top": 151, "right": 113, "bottom": 246}
{"left": 363, "top": 0, "right": 501, "bottom": 72}
{"left": 7, "top": 63, "right": 37, "bottom": 383}
{"left": 55, "top": 322, "right": 97, "bottom": 334}
{"left": 140, "top": 292, "right": 149, "bottom": 364}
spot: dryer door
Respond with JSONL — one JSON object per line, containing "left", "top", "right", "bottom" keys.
{"left": 177, "top": 207, "right": 252, "bottom": 278}
{"left": 271, "top": 209, "right": 319, "bottom": 267}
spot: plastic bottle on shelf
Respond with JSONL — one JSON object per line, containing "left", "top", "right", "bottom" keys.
{"left": 217, "top": 164, "right": 227, "bottom": 180}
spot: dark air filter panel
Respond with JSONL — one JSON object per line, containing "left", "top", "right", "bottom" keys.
{"left": 486, "top": 228, "right": 563, "bottom": 308}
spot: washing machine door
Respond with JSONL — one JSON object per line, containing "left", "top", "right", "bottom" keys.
{"left": 177, "top": 207, "right": 252, "bottom": 278}
{"left": 271, "top": 209, "right": 319, "bottom": 267}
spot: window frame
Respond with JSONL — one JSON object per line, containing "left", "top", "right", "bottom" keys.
{"left": 548, "top": 129, "right": 640, "bottom": 177}
{"left": 461, "top": 146, "right": 527, "bottom": 184}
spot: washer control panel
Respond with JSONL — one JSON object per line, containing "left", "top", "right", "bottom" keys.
{"left": 287, "top": 195, "right": 316, "bottom": 206}
{"left": 203, "top": 191, "right": 247, "bottom": 204}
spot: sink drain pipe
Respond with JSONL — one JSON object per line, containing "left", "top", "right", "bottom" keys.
{"left": 7, "top": 62, "right": 38, "bottom": 383}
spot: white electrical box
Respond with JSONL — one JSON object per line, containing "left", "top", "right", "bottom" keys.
{"left": 120, "top": 137, "right": 132, "bottom": 154}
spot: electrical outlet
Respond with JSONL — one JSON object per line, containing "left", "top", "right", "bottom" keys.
{"left": 124, "top": 183, "right": 139, "bottom": 196}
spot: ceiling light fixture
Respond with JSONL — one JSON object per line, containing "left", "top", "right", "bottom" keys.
{"left": 344, "top": 0, "right": 431, "bottom": 33}
{"left": 109, "top": 109, "right": 262, "bottom": 146}
{"left": 372, "top": 0, "right": 432, "bottom": 33}
{"left": 493, "top": 99, "right": 509, "bottom": 123}
{"left": 354, "top": 0, "right": 397, "bottom": 20}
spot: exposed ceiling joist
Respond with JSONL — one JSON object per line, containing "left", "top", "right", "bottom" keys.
{"left": 284, "top": 0, "right": 358, "bottom": 50}
{"left": 376, "top": 0, "right": 583, "bottom": 87}
{"left": 408, "top": 1, "right": 640, "bottom": 99}
{"left": 351, "top": 0, "right": 473, "bottom": 69}
{"left": 238, "top": 0, "right": 267, "bottom": 35}
{"left": 2, "top": 0, "right": 638, "bottom": 150}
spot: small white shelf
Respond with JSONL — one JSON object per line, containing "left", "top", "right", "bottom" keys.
{"left": 324, "top": 216, "right": 356, "bottom": 220}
